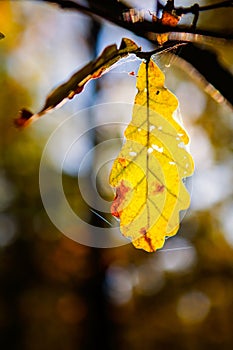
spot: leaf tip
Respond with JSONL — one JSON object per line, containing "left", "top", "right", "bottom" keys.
{"left": 120, "top": 37, "right": 140, "bottom": 52}
{"left": 134, "top": 232, "right": 157, "bottom": 253}
{"left": 14, "top": 109, "right": 34, "bottom": 128}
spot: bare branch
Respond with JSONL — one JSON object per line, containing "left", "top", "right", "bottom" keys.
{"left": 35, "top": 0, "right": 233, "bottom": 107}
{"left": 41, "top": 0, "right": 233, "bottom": 42}
{"left": 155, "top": 0, "right": 233, "bottom": 15}
{"left": 181, "top": 0, "right": 233, "bottom": 13}
{"left": 175, "top": 43, "right": 233, "bottom": 107}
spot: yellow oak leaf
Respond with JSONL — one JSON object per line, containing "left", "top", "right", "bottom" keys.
{"left": 109, "top": 59, "right": 194, "bottom": 252}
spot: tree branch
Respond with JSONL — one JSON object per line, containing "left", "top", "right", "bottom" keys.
{"left": 41, "top": 0, "right": 233, "bottom": 41}
{"left": 175, "top": 0, "right": 233, "bottom": 15}
{"left": 175, "top": 43, "right": 233, "bottom": 107}
{"left": 38, "top": 0, "right": 233, "bottom": 107}
{"left": 194, "top": 0, "right": 233, "bottom": 12}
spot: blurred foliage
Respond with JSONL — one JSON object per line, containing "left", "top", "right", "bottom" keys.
{"left": 0, "top": 1, "right": 233, "bottom": 350}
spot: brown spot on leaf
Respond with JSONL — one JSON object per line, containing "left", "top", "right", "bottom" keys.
{"left": 144, "top": 235, "right": 155, "bottom": 252}
{"left": 140, "top": 227, "right": 147, "bottom": 235}
{"left": 144, "top": 235, "right": 156, "bottom": 252}
{"left": 152, "top": 182, "right": 165, "bottom": 195}
{"left": 118, "top": 158, "right": 128, "bottom": 168}
{"left": 139, "top": 228, "right": 155, "bottom": 252}
{"left": 111, "top": 180, "right": 130, "bottom": 218}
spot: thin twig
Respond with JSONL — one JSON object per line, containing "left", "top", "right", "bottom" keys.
{"left": 136, "top": 40, "right": 187, "bottom": 60}
{"left": 176, "top": 0, "right": 233, "bottom": 15}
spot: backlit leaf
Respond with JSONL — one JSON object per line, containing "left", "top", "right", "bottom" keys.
{"left": 15, "top": 37, "right": 140, "bottom": 127}
{"left": 109, "top": 59, "right": 194, "bottom": 252}
{"left": 157, "top": 11, "right": 181, "bottom": 45}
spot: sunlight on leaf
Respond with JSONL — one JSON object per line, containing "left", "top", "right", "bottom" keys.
{"left": 15, "top": 37, "right": 140, "bottom": 127}
{"left": 109, "top": 59, "right": 194, "bottom": 252}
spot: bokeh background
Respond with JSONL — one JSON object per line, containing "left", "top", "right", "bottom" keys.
{"left": 0, "top": 0, "right": 233, "bottom": 349}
